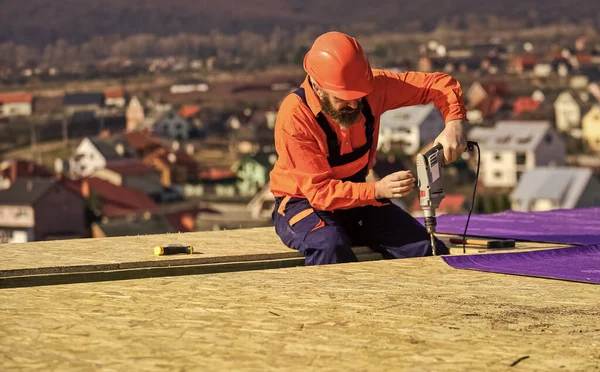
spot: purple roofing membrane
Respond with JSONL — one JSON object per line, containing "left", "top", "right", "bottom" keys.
{"left": 443, "top": 244, "right": 600, "bottom": 284}
{"left": 428, "top": 207, "right": 600, "bottom": 245}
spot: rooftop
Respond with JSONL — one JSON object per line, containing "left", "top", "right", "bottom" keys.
{"left": 510, "top": 167, "right": 594, "bottom": 210}
{"left": 178, "top": 105, "right": 201, "bottom": 118}
{"left": 0, "top": 226, "right": 597, "bottom": 370}
{"left": 91, "top": 177, "right": 157, "bottom": 217}
{"left": 0, "top": 159, "right": 52, "bottom": 181}
{"left": 379, "top": 103, "right": 440, "bottom": 130}
{"left": 105, "top": 159, "right": 156, "bottom": 176}
{"left": 104, "top": 89, "right": 125, "bottom": 99}
{"left": 146, "top": 148, "right": 198, "bottom": 168}
{"left": 64, "top": 92, "right": 105, "bottom": 106}
{"left": 469, "top": 120, "right": 553, "bottom": 151}
{"left": 88, "top": 137, "right": 133, "bottom": 161}
{"left": 0, "top": 92, "right": 33, "bottom": 104}
{"left": 0, "top": 178, "right": 59, "bottom": 205}
{"left": 121, "top": 131, "right": 164, "bottom": 153}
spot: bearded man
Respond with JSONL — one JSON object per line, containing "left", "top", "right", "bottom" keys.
{"left": 269, "top": 31, "right": 468, "bottom": 265}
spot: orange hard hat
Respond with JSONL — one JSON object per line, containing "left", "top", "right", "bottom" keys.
{"left": 303, "top": 32, "right": 374, "bottom": 101}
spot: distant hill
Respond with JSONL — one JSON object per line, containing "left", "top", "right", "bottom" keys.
{"left": 1, "top": 0, "right": 599, "bottom": 47}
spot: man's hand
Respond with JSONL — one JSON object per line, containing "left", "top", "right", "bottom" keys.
{"left": 375, "top": 170, "right": 415, "bottom": 199}
{"left": 433, "top": 119, "right": 467, "bottom": 164}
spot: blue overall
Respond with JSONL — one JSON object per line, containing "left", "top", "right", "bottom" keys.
{"left": 272, "top": 88, "right": 448, "bottom": 265}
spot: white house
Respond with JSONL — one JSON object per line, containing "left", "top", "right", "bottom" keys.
{"left": 104, "top": 89, "right": 126, "bottom": 108}
{"left": 378, "top": 103, "right": 446, "bottom": 155}
{"left": 554, "top": 90, "right": 596, "bottom": 135}
{"left": 153, "top": 110, "right": 190, "bottom": 141}
{"left": 63, "top": 92, "right": 104, "bottom": 116}
{"left": 531, "top": 89, "right": 546, "bottom": 103}
{"left": 0, "top": 92, "right": 33, "bottom": 117}
{"left": 468, "top": 121, "right": 566, "bottom": 188}
{"left": 69, "top": 137, "right": 136, "bottom": 178}
{"left": 533, "top": 63, "right": 552, "bottom": 78}
{"left": 510, "top": 167, "right": 600, "bottom": 212}
{"left": 169, "top": 80, "right": 209, "bottom": 94}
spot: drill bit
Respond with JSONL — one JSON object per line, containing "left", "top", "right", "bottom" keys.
{"left": 430, "top": 233, "right": 436, "bottom": 256}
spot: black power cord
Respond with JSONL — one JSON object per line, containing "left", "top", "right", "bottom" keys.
{"left": 462, "top": 141, "right": 480, "bottom": 254}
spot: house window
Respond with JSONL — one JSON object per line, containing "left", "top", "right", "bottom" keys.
{"left": 516, "top": 153, "right": 527, "bottom": 165}
{"left": 494, "top": 171, "right": 502, "bottom": 179}
{"left": 510, "top": 200, "right": 521, "bottom": 210}
{"left": 496, "top": 135, "right": 511, "bottom": 144}
{"left": 494, "top": 153, "right": 501, "bottom": 161}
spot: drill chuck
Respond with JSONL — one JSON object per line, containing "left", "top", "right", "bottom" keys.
{"left": 424, "top": 216, "right": 437, "bottom": 234}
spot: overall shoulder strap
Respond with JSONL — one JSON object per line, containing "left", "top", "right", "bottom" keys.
{"left": 293, "top": 88, "right": 340, "bottom": 160}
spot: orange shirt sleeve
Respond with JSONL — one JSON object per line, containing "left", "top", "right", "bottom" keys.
{"left": 367, "top": 69, "right": 467, "bottom": 169}
{"left": 371, "top": 69, "right": 467, "bottom": 123}
{"left": 275, "top": 101, "right": 382, "bottom": 211}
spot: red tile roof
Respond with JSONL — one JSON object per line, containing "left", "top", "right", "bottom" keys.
{"left": 199, "top": 168, "right": 236, "bottom": 180}
{"left": 124, "top": 131, "right": 164, "bottom": 152}
{"left": 519, "top": 55, "right": 538, "bottom": 66}
{"left": 87, "top": 177, "right": 156, "bottom": 217}
{"left": 481, "top": 81, "right": 509, "bottom": 97}
{"left": 0, "top": 92, "right": 33, "bottom": 104}
{"left": 412, "top": 194, "right": 467, "bottom": 213}
{"left": 60, "top": 177, "right": 157, "bottom": 218}
{"left": 547, "top": 51, "right": 564, "bottom": 60}
{"left": 513, "top": 97, "right": 542, "bottom": 116}
{"left": 163, "top": 207, "right": 218, "bottom": 232}
{"left": 145, "top": 148, "right": 198, "bottom": 167}
{"left": 178, "top": 105, "right": 201, "bottom": 118}
{"left": 106, "top": 159, "right": 155, "bottom": 176}
{"left": 0, "top": 159, "right": 52, "bottom": 182}
{"left": 510, "top": 55, "right": 538, "bottom": 70}
{"left": 575, "top": 54, "right": 592, "bottom": 64}
{"left": 104, "top": 89, "right": 124, "bottom": 99}
{"left": 477, "top": 95, "right": 504, "bottom": 118}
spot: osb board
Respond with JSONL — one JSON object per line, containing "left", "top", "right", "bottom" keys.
{"left": 1, "top": 258, "right": 599, "bottom": 371}
{"left": 0, "top": 228, "right": 296, "bottom": 277}
{"left": 0, "top": 228, "right": 567, "bottom": 278}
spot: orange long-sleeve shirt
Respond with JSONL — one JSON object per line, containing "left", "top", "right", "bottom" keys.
{"left": 269, "top": 69, "right": 467, "bottom": 211}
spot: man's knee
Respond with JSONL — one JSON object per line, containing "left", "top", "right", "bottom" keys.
{"left": 304, "top": 226, "right": 356, "bottom": 265}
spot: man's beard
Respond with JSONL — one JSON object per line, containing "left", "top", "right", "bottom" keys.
{"left": 320, "top": 95, "right": 363, "bottom": 128}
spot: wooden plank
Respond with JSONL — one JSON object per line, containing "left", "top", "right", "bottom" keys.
{"left": 0, "top": 258, "right": 304, "bottom": 289}
{"left": 0, "top": 249, "right": 383, "bottom": 289}
{"left": 0, "top": 258, "right": 598, "bottom": 370}
{"left": 0, "top": 228, "right": 296, "bottom": 277}
{"left": 0, "top": 228, "right": 567, "bottom": 280}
